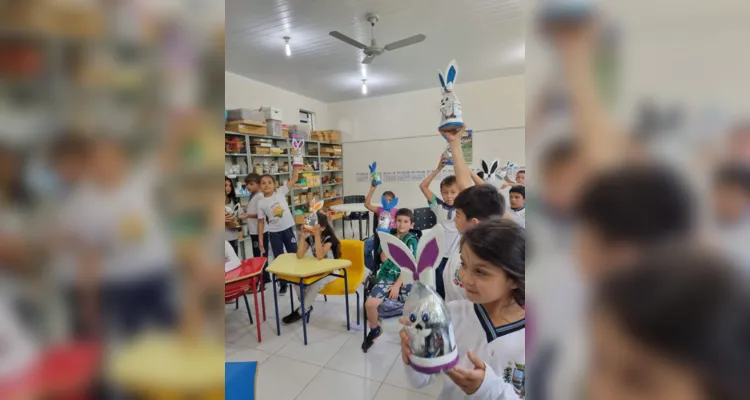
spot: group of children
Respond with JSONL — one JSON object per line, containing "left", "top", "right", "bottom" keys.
{"left": 224, "top": 127, "right": 529, "bottom": 398}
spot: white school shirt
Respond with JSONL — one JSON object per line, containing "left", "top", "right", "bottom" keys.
{"left": 245, "top": 192, "right": 262, "bottom": 235}
{"left": 257, "top": 185, "right": 295, "bottom": 233}
{"left": 406, "top": 300, "right": 526, "bottom": 399}
{"left": 225, "top": 240, "right": 241, "bottom": 272}
{"left": 67, "top": 164, "right": 172, "bottom": 282}
{"left": 429, "top": 195, "right": 459, "bottom": 256}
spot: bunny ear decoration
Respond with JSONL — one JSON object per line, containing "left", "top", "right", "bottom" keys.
{"left": 387, "top": 197, "right": 399, "bottom": 211}
{"left": 378, "top": 230, "right": 418, "bottom": 278}
{"left": 415, "top": 225, "right": 445, "bottom": 278}
{"left": 369, "top": 162, "right": 377, "bottom": 173}
{"left": 444, "top": 59, "right": 458, "bottom": 90}
{"left": 481, "top": 160, "right": 490, "bottom": 175}
{"left": 477, "top": 170, "right": 486, "bottom": 180}
{"left": 438, "top": 71, "right": 447, "bottom": 91}
{"left": 489, "top": 160, "right": 499, "bottom": 175}
{"left": 310, "top": 200, "right": 324, "bottom": 213}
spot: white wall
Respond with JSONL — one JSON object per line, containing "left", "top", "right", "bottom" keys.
{"left": 327, "top": 75, "right": 525, "bottom": 207}
{"left": 327, "top": 75, "right": 525, "bottom": 142}
{"left": 225, "top": 71, "right": 330, "bottom": 128}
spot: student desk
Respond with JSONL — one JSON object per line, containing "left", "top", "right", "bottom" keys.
{"left": 108, "top": 333, "right": 225, "bottom": 399}
{"left": 266, "top": 253, "right": 352, "bottom": 345}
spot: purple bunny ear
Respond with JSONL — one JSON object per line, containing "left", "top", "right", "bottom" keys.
{"left": 415, "top": 225, "right": 446, "bottom": 277}
{"left": 377, "top": 231, "right": 417, "bottom": 277}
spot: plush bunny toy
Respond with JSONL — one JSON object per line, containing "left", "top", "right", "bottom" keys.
{"left": 369, "top": 162, "right": 382, "bottom": 186}
{"left": 377, "top": 195, "right": 399, "bottom": 233}
{"left": 303, "top": 200, "right": 325, "bottom": 232}
{"left": 291, "top": 139, "right": 305, "bottom": 167}
{"left": 378, "top": 225, "right": 459, "bottom": 374}
{"left": 438, "top": 59, "right": 463, "bottom": 131}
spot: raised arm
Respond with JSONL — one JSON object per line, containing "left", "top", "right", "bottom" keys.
{"left": 286, "top": 165, "right": 301, "bottom": 190}
{"left": 420, "top": 155, "right": 446, "bottom": 202}
{"left": 442, "top": 125, "right": 471, "bottom": 190}
{"left": 364, "top": 184, "right": 379, "bottom": 213}
{"left": 555, "top": 23, "right": 624, "bottom": 171}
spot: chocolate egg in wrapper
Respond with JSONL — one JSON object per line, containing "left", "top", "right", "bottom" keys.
{"left": 404, "top": 281, "right": 459, "bottom": 373}
{"left": 377, "top": 225, "right": 459, "bottom": 374}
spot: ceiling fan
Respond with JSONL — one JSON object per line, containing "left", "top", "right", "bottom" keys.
{"left": 329, "top": 13, "right": 426, "bottom": 64}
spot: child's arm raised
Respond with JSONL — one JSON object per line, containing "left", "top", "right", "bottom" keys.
{"left": 442, "top": 125, "right": 471, "bottom": 190}
{"left": 286, "top": 165, "right": 301, "bottom": 190}
{"left": 364, "top": 184, "right": 379, "bottom": 213}
{"left": 419, "top": 155, "right": 446, "bottom": 202}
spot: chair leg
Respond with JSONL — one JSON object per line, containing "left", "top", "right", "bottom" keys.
{"left": 252, "top": 280, "right": 262, "bottom": 342}
{"left": 356, "top": 291, "right": 360, "bottom": 326}
{"left": 243, "top": 294, "right": 253, "bottom": 325}
{"left": 260, "top": 273, "right": 266, "bottom": 321}
{"left": 324, "top": 295, "right": 327, "bottom": 302}
{"left": 235, "top": 298, "right": 238, "bottom": 309}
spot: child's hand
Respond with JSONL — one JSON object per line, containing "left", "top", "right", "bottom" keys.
{"left": 300, "top": 228, "right": 311, "bottom": 240}
{"left": 312, "top": 224, "right": 322, "bottom": 237}
{"left": 440, "top": 123, "right": 465, "bottom": 142}
{"left": 239, "top": 213, "right": 248, "bottom": 220}
{"left": 398, "top": 317, "right": 412, "bottom": 365}
{"left": 388, "top": 283, "right": 401, "bottom": 300}
{"left": 258, "top": 240, "right": 265, "bottom": 254}
{"left": 438, "top": 154, "right": 447, "bottom": 169}
{"left": 445, "top": 351, "right": 486, "bottom": 395}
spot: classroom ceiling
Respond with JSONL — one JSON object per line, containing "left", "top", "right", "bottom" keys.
{"left": 225, "top": 0, "right": 525, "bottom": 103}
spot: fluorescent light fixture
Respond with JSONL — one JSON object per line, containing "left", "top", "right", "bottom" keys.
{"left": 361, "top": 64, "right": 367, "bottom": 77}
{"left": 284, "top": 36, "right": 291, "bottom": 56}
{"left": 361, "top": 79, "right": 367, "bottom": 95}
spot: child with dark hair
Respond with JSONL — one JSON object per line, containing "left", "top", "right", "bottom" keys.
{"left": 257, "top": 168, "right": 301, "bottom": 295}
{"left": 363, "top": 185, "right": 399, "bottom": 270}
{"left": 509, "top": 185, "right": 526, "bottom": 221}
{"left": 283, "top": 212, "right": 341, "bottom": 324}
{"left": 225, "top": 176, "right": 240, "bottom": 254}
{"left": 419, "top": 154, "right": 461, "bottom": 299}
{"left": 362, "top": 208, "right": 417, "bottom": 352}
{"left": 239, "top": 173, "right": 262, "bottom": 257}
{"left": 402, "top": 217, "right": 527, "bottom": 398}
{"left": 589, "top": 247, "right": 750, "bottom": 400}
{"left": 443, "top": 184, "right": 507, "bottom": 302}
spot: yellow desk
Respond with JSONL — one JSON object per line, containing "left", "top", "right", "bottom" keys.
{"left": 266, "top": 253, "right": 352, "bottom": 345}
{"left": 108, "top": 333, "right": 225, "bottom": 399}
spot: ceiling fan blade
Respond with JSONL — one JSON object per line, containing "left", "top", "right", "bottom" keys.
{"left": 329, "top": 31, "right": 368, "bottom": 50}
{"left": 361, "top": 54, "right": 375, "bottom": 64}
{"left": 384, "top": 34, "right": 426, "bottom": 51}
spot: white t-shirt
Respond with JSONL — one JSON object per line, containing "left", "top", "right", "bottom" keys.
{"left": 442, "top": 244, "right": 466, "bottom": 302}
{"left": 406, "top": 300, "right": 526, "bottom": 399}
{"left": 245, "top": 192, "right": 262, "bottom": 235}
{"left": 257, "top": 185, "right": 295, "bottom": 233}
{"left": 225, "top": 198, "right": 238, "bottom": 242}
{"left": 67, "top": 164, "right": 172, "bottom": 282}
{"left": 429, "top": 195, "right": 459, "bottom": 257}
{"left": 225, "top": 240, "right": 241, "bottom": 272}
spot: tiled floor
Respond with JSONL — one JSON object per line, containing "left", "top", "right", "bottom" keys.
{"left": 226, "top": 286, "right": 444, "bottom": 400}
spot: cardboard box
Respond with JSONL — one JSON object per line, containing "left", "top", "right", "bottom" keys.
{"left": 250, "top": 146, "right": 270, "bottom": 154}
{"left": 226, "top": 120, "right": 266, "bottom": 135}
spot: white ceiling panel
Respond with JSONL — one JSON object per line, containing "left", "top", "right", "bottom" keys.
{"left": 226, "top": 0, "right": 525, "bottom": 102}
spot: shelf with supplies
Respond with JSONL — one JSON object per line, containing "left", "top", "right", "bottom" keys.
{"left": 224, "top": 126, "right": 345, "bottom": 228}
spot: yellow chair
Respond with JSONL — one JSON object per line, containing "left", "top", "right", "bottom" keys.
{"left": 319, "top": 239, "right": 366, "bottom": 326}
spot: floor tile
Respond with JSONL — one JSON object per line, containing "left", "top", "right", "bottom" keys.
{"left": 324, "top": 334, "right": 401, "bottom": 382}
{"left": 276, "top": 326, "right": 351, "bottom": 366}
{"left": 226, "top": 347, "right": 273, "bottom": 363}
{"left": 372, "top": 384, "right": 437, "bottom": 400}
{"left": 383, "top": 357, "right": 444, "bottom": 397}
{"left": 294, "top": 368, "right": 381, "bottom": 400}
{"left": 256, "top": 355, "right": 321, "bottom": 400}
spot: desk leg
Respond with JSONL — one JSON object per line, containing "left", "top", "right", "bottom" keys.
{"left": 300, "top": 279, "right": 308, "bottom": 346}
{"left": 261, "top": 274, "right": 267, "bottom": 321}
{"left": 344, "top": 269, "right": 350, "bottom": 331}
{"left": 273, "top": 275, "right": 280, "bottom": 336}
{"left": 358, "top": 219, "right": 363, "bottom": 241}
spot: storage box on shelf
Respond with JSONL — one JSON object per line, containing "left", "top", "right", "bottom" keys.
{"left": 226, "top": 120, "right": 266, "bottom": 135}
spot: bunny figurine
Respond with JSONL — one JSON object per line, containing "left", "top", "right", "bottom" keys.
{"left": 377, "top": 195, "right": 399, "bottom": 233}
{"left": 369, "top": 162, "right": 382, "bottom": 186}
{"left": 438, "top": 59, "right": 463, "bottom": 131}
{"left": 225, "top": 203, "right": 242, "bottom": 229}
{"left": 303, "top": 200, "right": 325, "bottom": 232}
{"left": 291, "top": 139, "right": 305, "bottom": 167}
{"left": 378, "top": 225, "right": 459, "bottom": 374}
{"left": 497, "top": 161, "right": 516, "bottom": 181}
{"left": 442, "top": 146, "right": 453, "bottom": 166}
